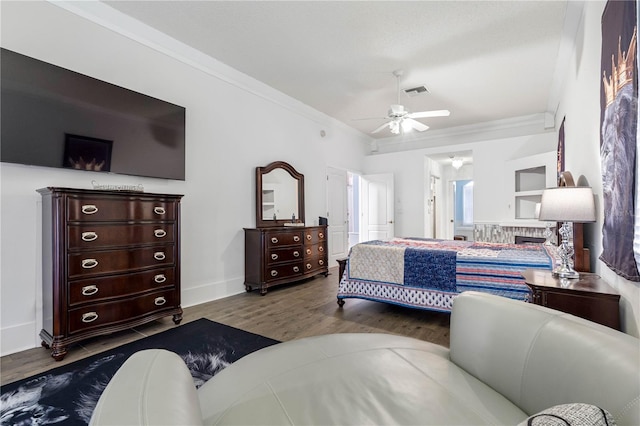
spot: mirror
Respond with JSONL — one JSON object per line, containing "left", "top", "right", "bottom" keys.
{"left": 256, "top": 161, "right": 305, "bottom": 227}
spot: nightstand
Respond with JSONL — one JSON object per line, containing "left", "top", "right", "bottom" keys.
{"left": 521, "top": 269, "right": 621, "bottom": 330}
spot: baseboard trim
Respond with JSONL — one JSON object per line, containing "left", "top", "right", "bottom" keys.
{"left": 1, "top": 322, "right": 39, "bottom": 357}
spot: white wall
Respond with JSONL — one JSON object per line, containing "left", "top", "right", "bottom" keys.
{"left": 554, "top": 0, "right": 639, "bottom": 336}
{"left": 0, "top": 1, "right": 368, "bottom": 355}
{"left": 364, "top": 132, "right": 556, "bottom": 238}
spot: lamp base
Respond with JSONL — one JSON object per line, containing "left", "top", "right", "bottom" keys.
{"left": 551, "top": 265, "right": 580, "bottom": 279}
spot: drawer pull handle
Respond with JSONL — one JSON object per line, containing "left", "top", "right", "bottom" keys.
{"left": 293, "top": 251, "right": 300, "bottom": 258}
{"left": 81, "top": 232, "right": 98, "bottom": 242}
{"left": 293, "top": 235, "right": 300, "bottom": 242}
{"left": 270, "top": 270, "right": 278, "bottom": 277}
{"left": 271, "top": 254, "right": 279, "bottom": 260}
{"left": 154, "top": 274, "right": 166, "bottom": 283}
{"left": 154, "top": 229, "right": 167, "bottom": 238}
{"left": 306, "top": 234, "right": 312, "bottom": 241}
{"left": 306, "top": 263, "right": 312, "bottom": 270}
{"left": 306, "top": 249, "right": 312, "bottom": 255}
{"left": 81, "top": 285, "right": 98, "bottom": 296}
{"left": 319, "top": 246, "right": 324, "bottom": 252}
{"left": 154, "top": 207, "right": 166, "bottom": 215}
{"left": 82, "top": 312, "right": 98, "bottom": 323}
{"left": 319, "top": 260, "right": 325, "bottom": 266}
{"left": 154, "top": 252, "right": 166, "bottom": 261}
{"left": 154, "top": 297, "right": 166, "bottom": 306}
{"left": 293, "top": 266, "right": 300, "bottom": 272}
{"left": 271, "top": 237, "right": 279, "bottom": 244}
{"left": 81, "top": 205, "right": 98, "bottom": 215}
{"left": 81, "top": 259, "right": 98, "bottom": 269}
{"left": 319, "top": 232, "right": 324, "bottom": 238}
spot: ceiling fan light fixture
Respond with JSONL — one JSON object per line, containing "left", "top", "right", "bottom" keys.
{"left": 401, "top": 119, "right": 414, "bottom": 133}
{"left": 451, "top": 157, "right": 464, "bottom": 169}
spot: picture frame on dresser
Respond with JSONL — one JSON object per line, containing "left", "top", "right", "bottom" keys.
{"left": 38, "top": 187, "right": 184, "bottom": 360}
{"left": 244, "top": 161, "right": 328, "bottom": 295}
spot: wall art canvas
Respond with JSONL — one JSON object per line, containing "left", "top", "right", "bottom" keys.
{"left": 600, "top": 0, "right": 639, "bottom": 281}
{"left": 557, "top": 116, "right": 565, "bottom": 183}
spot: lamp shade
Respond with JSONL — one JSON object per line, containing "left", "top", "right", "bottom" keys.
{"left": 538, "top": 187, "right": 596, "bottom": 222}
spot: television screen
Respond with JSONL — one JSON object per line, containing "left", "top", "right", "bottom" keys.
{"left": 1, "top": 48, "right": 186, "bottom": 180}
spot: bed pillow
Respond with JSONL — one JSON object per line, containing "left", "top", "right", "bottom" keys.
{"left": 518, "top": 403, "right": 616, "bottom": 426}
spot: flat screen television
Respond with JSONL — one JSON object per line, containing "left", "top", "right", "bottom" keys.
{"left": 1, "top": 48, "right": 186, "bottom": 180}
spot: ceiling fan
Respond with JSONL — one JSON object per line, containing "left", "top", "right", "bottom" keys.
{"left": 356, "top": 70, "right": 450, "bottom": 135}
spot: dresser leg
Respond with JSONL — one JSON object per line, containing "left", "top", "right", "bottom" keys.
{"left": 50, "top": 342, "right": 67, "bottom": 361}
{"left": 260, "top": 286, "right": 268, "bottom": 296}
{"left": 41, "top": 340, "right": 50, "bottom": 349}
{"left": 172, "top": 312, "right": 183, "bottom": 324}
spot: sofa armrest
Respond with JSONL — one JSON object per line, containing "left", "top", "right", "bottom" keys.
{"left": 89, "top": 349, "right": 203, "bottom": 426}
{"left": 449, "top": 291, "right": 640, "bottom": 425}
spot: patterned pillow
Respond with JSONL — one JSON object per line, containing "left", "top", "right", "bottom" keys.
{"left": 519, "top": 403, "right": 616, "bottom": 426}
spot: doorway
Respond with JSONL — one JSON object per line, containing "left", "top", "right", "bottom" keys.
{"left": 425, "top": 151, "right": 474, "bottom": 240}
{"left": 334, "top": 170, "right": 395, "bottom": 253}
{"left": 347, "top": 172, "right": 361, "bottom": 249}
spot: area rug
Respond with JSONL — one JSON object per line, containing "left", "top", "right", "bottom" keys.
{"left": 0, "top": 318, "right": 279, "bottom": 425}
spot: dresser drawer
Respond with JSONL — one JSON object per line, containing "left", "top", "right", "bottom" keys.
{"left": 68, "top": 224, "right": 175, "bottom": 249}
{"left": 267, "top": 247, "right": 303, "bottom": 265}
{"left": 68, "top": 246, "right": 175, "bottom": 278}
{"left": 304, "top": 256, "right": 327, "bottom": 274}
{"left": 68, "top": 268, "right": 175, "bottom": 306}
{"left": 303, "top": 243, "right": 326, "bottom": 258}
{"left": 266, "top": 262, "right": 304, "bottom": 282}
{"left": 68, "top": 289, "right": 177, "bottom": 334}
{"left": 267, "top": 231, "right": 303, "bottom": 247}
{"left": 304, "top": 228, "right": 327, "bottom": 244}
{"left": 67, "top": 197, "right": 177, "bottom": 222}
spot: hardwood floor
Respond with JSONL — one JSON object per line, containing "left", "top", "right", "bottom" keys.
{"left": 0, "top": 266, "right": 450, "bottom": 386}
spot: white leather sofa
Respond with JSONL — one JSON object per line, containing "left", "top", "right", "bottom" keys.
{"left": 90, "top": 292, "right": 640, "bottom": 425}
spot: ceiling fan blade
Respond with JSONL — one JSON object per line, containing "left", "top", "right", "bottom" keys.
{"left": 404, "top": 118, "right": 429, "bottom": 132}
{"left": 407, "top": 109, "right": 451, "bottom": 119}
{"left": 371, "top": 122, "right": 391, "bottom": 134}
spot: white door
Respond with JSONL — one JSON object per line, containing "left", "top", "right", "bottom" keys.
{"left": 326, "top": 167, "right": 348, "bottom": 266}
{"left": 360, "top": 173, "right": 394, "bottom": 241}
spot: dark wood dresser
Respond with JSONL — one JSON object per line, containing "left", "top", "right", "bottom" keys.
{"left": 522, "top": 269, "right": 620, "bottom": 330}
{"left": 38, "top": 187, "right": 183, "bottom": 360}
{"left": 244, "top": 225, "right": 328, "bottom": 295}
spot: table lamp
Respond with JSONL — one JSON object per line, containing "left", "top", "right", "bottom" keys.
{"left": 538, "top": 186, "right": 596, "bottom": 278}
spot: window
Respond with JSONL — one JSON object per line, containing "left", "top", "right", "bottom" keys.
{"left": 454, "top": 180, "right": 474, "bottom": 227}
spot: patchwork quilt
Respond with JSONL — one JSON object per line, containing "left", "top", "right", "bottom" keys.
{"left": 338, "top": 238, "right": 556, "bottom": 312}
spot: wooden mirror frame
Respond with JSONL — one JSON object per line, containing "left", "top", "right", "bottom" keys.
{"left": 256, "top": 161, "right": 305, "bottom": 228}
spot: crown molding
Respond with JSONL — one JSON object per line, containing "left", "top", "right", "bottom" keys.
{"left": 370, "top": 113, "right": 553, "bottom": 155}
{"left": 47, "top": 1, "right": 369, "bottom": 144}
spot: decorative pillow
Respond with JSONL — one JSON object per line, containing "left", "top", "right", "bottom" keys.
{"left": 519, "top": 403, "right": 616, "bottom": 426}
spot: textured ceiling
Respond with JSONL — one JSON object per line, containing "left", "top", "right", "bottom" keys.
{"left": 104, "top": 1, "right": 569, "bottom": 139}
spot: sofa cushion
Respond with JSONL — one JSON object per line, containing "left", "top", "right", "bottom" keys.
{"left": 518, "top": 403, "right": 617, "bottom": 426}
{"left": 198, "top": 333, "right": 528, "bottom": 425}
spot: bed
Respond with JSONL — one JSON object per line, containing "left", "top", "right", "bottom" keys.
{"left": 337, "top": 237, "right": 558, "bottom": 312}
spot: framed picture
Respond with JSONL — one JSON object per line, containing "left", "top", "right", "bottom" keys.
{"left": 63, "top": 134, "right": 113, "bottom": 172}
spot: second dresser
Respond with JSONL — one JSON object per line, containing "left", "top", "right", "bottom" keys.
{"left": 244, "top": 226, "right": 328, "bottom": 295}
